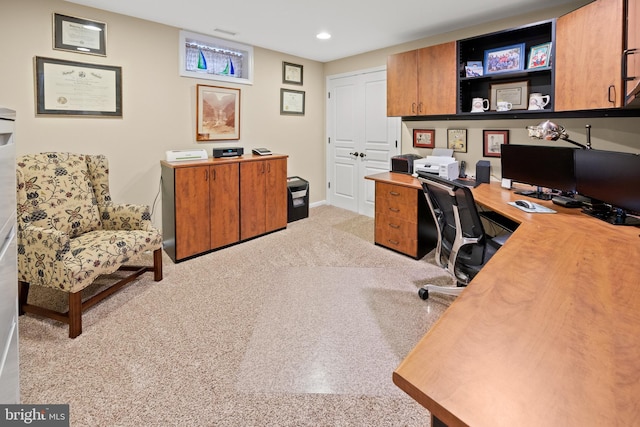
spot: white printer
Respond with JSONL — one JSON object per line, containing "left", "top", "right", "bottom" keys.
{"left": 414, "top": 148, "right": 459, "bottom": 180}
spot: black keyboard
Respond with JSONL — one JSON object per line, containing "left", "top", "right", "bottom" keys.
{"left": 551, "top": 195, "right": 583, "bottom": 208}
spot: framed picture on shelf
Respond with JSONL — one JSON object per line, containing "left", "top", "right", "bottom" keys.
{"left": 53, "top": 13, "right": 107, "bottom": 56}
{"left": 527, "top": 42, "right": 552, "bottom": 69}
{"left": 483, "top": 130, "right": 509, "bottom": 157}
{"left": 484, "top": 43, "right": 525, "bottom": 75}
{"left": 413, "top": 129, "right": 435, "bottom": 148}
{"left": 489, "top": 80, "right": 529, "bottom": 110}
{"left": 196, "top": 84, "right": 241, "bottom": 141}
{"left": 465, "top": 61, "right": 483, "bottom": 77}
{"left": 447, "top": 129, "right": 467, "bottom": 153}
{"left": 282, "top": 62, "right": 303, "bottom": 85}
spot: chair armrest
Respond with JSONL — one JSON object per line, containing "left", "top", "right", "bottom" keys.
{"left": 100, "top": 204, "right": 155, "bottom": 231}
{"left": 17, "top": 226, "right": 71, "bottom": 285}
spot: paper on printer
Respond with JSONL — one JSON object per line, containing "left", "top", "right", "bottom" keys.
{"left": 414, "top": 148, "right": 459, "bottom": 180}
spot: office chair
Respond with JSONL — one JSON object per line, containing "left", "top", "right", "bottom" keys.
{"left": 417, "top": 174, "right": 510, "bottom": 300}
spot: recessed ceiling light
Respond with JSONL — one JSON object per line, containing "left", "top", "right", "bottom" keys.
{"left": 316, "top": 32, "right": 331, "bottom": 40}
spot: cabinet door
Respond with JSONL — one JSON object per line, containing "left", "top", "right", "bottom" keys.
{"left": 556, "top": 0, "right": 624, "bottom": 110}
{"left": 265, "top": 158, "right": 287, "bottom": 233}
{"left": 175, "top": 166, "right": 210, "bottom": 260}
{"left": 417, "top": 42, "right": 457, "bottom": 115}
{"left": 626, "top": 0, "right": 640, "bottom": 101}
{"left": 240, "top": 161, "right": 267, "bottom": 240}
{"left": 387, "top": 50, "right": 418, "bottom": 116}
{"left": 210, "top": 163, "right": 239, "bottom": 249}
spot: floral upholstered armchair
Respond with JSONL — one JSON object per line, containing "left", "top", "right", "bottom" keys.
{"left": 16, "top": 153, "right": 163, "bottom": 338}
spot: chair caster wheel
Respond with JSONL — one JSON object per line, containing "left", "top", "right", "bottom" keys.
{"left": 418, "top": 288, "right": 429, "bottom": 300}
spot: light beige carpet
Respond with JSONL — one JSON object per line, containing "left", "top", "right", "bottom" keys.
{"left": 18, "top": 205, "right": 457, "bottom": 426}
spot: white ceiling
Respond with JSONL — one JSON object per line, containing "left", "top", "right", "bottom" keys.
{"left": 65, "top": 0, "right": 583, "bottom": 62}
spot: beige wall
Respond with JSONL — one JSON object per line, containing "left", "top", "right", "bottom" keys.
{"left": 0, "top": 0, "right": 325, "bottom": 230}
{"left": 324, "top": 0, "right": 640, "bottom": 178}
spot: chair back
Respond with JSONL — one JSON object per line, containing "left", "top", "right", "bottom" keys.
{"left": 419, "top": 174, "right": 487, "bottom": 282}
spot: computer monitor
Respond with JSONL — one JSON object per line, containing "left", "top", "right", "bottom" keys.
{"left": 575, "top": 149, "right": 640, "bottom": 226}
{"left": 500, "top": 144, "right": 577, "bottom": 200}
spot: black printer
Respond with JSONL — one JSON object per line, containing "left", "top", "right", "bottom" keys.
{"left": 391, "top": 154, "right": 423, "bottom": 174}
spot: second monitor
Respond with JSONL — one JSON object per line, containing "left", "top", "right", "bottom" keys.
{"left": 501, "top": 144, "right": 577, "bottom": 200}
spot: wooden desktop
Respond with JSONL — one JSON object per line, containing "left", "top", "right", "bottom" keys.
{"left": 367, "top": 172, "right": 640, "bottom": 427}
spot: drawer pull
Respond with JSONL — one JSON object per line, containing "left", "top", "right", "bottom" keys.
{"left": 387, "top": 239, "right": 399, "bottom": 246}
{"left": 388, "top": 207, "right": 400, "bottom": 213}
{"left": 389, "top": 223, "right": 400, "bottom": 229}
{"left": 389, "top": 191, "right": 400, "bottom": 196}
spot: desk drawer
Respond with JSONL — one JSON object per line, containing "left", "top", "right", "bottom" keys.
{"left": 375, "top": 214, "right": 418, "bottom": 256}
{"left": 375, "top": 182, "right": 417, "bottom": 220}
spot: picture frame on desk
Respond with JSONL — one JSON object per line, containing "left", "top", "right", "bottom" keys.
{"left": 196, "top": 84, "right": 241, "bottom": 141}
{"left": 483, "top": 130, "right": 509, "bottom": 157}
{"left": 413, "top": 129, "right": 435, "bottom": 148}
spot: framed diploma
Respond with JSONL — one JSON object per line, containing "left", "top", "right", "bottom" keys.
{"left": 280, "top": 89, "right": 305, "bottom": 115}
{"left": 34, "top": 56, "right": 122, "bottom": 117}
{"left": 282, "top": 62, "right": 303, "bottom": 85}
{"left": 53, "top": 13, "right": 107, "bottom": 56}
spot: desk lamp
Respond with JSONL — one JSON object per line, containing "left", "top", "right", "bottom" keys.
{"left": 526, "top": 120, "right": 592, "bottom": 149}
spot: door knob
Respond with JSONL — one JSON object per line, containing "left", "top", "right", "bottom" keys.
{"left": 349, "top": 151, "right": 360, "bottom": 157}
{"left": 359, "top": 152, "right": 366, "bottom": 158}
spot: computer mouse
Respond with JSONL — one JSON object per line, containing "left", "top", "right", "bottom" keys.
{"left": 515, "top": 200, "right": 535, "bottom": 209}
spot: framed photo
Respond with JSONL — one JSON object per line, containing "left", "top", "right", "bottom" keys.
{"left": 280, "top": 88, "right": 305, "bottom": 115}
{"left": 53, "top": 13, "right": 106, "bottom": 56}
{"left": 465, "top": 61, "right": 483, "bottom": 77}
{"left": 489, "top": 80, "right": 529, "bottom": 110}
{"left": 447, "top": 129, "right": 467, "bottom": 153}
{"left": 34, "top": 56, "right": 122, "bottom": 117}
{"left": 413, "top": 129, "right": 435, "bottom": 148}
{"left": 484, "top": 43, "right": 525, "bottom": 75}
{"left": 196, "top": 84, "right": 241, "bottom": 141}
{"left": 282, "top": 62, "right": 303, "bottom": 85}
{"left": 483, "top": 130, "right": 509, "bottom": 157}
{"left": 528, "top": 42, "right": 552, "bottom": 70}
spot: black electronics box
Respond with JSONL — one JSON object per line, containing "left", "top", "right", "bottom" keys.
{"left": 287, "top": 176, "right": 309, "bottom": 223}
{"left": 212, "top": 147, "right": 244, "bottom": 158}
{"left": 476, "top": 160, "right": 491, "bottom": 183}
{"left": 391, "top": 154, "right": 423, "bottom": 174}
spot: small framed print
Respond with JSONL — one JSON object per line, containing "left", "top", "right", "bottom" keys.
{"left": 465, "top": 61, "right": 483, "bottom": 77}
{"left": 280, "top": 88, "right": 305, "bottom": 115}
{"left": 196, "top": 84, "right": 241, "bottom": 141}
{"left": 53, "top": 13, "right": 107, "bottom": 56}
{"left": 282, "top": 62, "right": 303, "bottom": 85}
{"left": 484, "top": 43, "right": 525, "bottom": 75}
{"left": 447, "top": 129, "right": 467, "bottom": 153}
{"left": 413, "top": 129, "right": 435, "bottom": 148}
{"left": 527, "top": 42, "right": 552, "bottom": 70}
{"left": 483, "top": 130, "right": 509, "bottom": 157}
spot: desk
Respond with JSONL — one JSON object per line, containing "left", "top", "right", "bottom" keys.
{"left": 368, "top": 173, "right": 640, "bottom": 427}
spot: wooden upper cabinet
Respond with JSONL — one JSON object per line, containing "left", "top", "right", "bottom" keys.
{"left": 555, "top": 0, "right": 624, "bottom": 111}
{"left": 387, "top": 42, "right": 457, "bottom": 117}
{"left": 387, "top": 50, "right": 418, "bottom": 116}
{"left": 417, "top": 42, "right": 457, "bottom": 116}
{"left": 626, "top": 0, "right": 640, "bottom": 102}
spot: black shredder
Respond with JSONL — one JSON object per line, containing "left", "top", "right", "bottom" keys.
{"left": 287, "top": 176, "right": 309, "bottom": 222}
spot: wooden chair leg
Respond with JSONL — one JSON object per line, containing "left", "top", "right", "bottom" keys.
{"left": 68, "top": 291, "right": 82, "bottom": 338}
{"left": 18, "top": 281, "right": 30, "bottom": 316}
{"left": 153, "top": 248, "right": 163, "bottom": 281}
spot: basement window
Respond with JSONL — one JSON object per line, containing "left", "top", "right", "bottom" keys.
{"left": 179, "top": 30, "right": 254, "bottom": 85}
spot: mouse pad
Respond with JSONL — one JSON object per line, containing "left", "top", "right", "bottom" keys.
{"left": 508, "top": 201, "right": 556, "bottom": 213}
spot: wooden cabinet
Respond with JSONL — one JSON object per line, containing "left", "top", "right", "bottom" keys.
{"left": 161, "top": 154, "right": 287, "bottom": 262}
{"left": 240, "top": 157, "right": 287, "bottom": 240}
{"left": 555, "top": 0, "right": 624, "bottom": 110}
{"left": 387, "top": 42, "right": 456, "bottom": 117}
{"left": 373, "top": 180, "right": 437, "bottom": 259}
{"left": 625, "top": 0, "right": 640, "bottom": 104}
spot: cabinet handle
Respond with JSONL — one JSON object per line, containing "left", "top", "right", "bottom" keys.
{"left": 418, "top": 102, "right": 423, "bottom": 114}
{"left": 389, "top": 191, "right": 400, "bottom": 196}
{"left": 212, "top": 169, "right": 216, "bottom": 180}
{"left": 267, "top": 163, "right": 271, "bottom": 173}
{"left": 608, "top": 84, "right": 616, "bottom": 105}
{"left": 389, "top": 207, "right": 400, "bottom": 213}
{"left": 387, "top": 239, "right": 399, "bottom": 246}
{"left": 411, "top": 102, "right": 416, "bottom": 114}
{"left": 389, "top": 223, "right": 400, "bottom": 229}
{"left": 205, "top": 169, "right": 209, "bottom": 181}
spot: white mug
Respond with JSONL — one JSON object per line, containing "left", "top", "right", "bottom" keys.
{"left": 528, "top": 93, "right": 550, "bottom": 110}
{"left": 471, "top": 97, "right": 489, "bottom": 113}
{"left": 496, "top": 101, "right": 513, "bottom": 111}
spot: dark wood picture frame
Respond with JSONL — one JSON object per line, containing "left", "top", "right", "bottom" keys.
{"left": 282, "top": 62, "right": 303, "bottom": 85}
{"left": 196, "top": 84, "right": 241, "bottom": 141}
{"left": 53, "top": 13, "right": 107, "bottom": 56}
{"left": 35, "top": 56, "right": 122, "bottom": 117}
{"left": 483, "top": 130, "right": 509, "bottom": 157}
{"left": 413, "top": 129, "right": 435, "bottom": 148}
{"left": 280, "top": 88, "right": 305, "bottom": 115}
